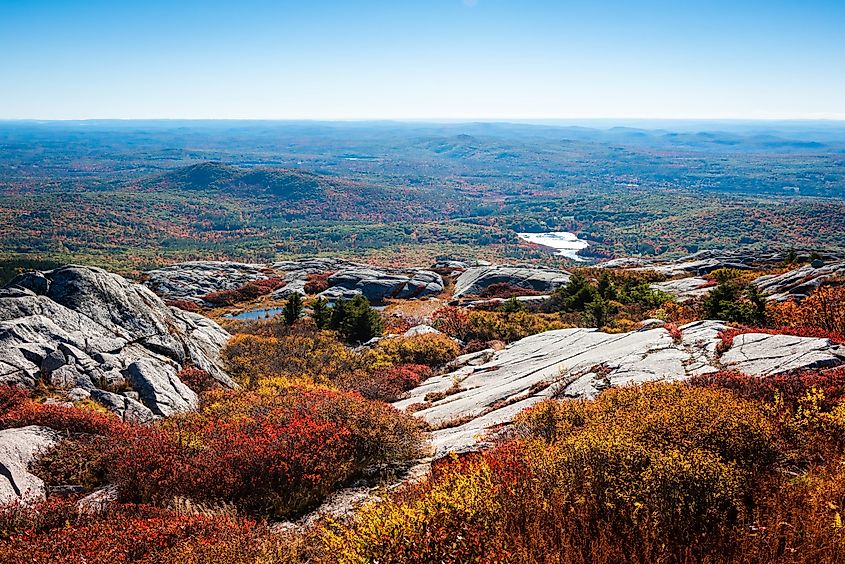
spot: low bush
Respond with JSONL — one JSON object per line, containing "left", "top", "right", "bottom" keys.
{"left": 109, "top": 385, "right": 424, "bottom": 519}
{"left": 0, "top": 499, "right": 291, "bottom": 564}
{"left": 304, "top": 272, "right": 333, "bottom": 294}
{"left": 30, "top": 433, "right": 113, "bottom": 490}
{"left": 222, "top": 326, "right": 362, "bottom": 389}
{"left": 464, "top": 310, "right": 570, "bottom": 343}
{"left": 374, "top": 333, "right": 460, "bottom": 366}
{"left": 177, "top": 368, "right": 220, "bottom": 393}
{"left": 0, "top": 396, "right": 123, "bottom": 436}
{"left": 339, "top": 363, "right": 432, "bottom": 403}
{"left": 166, "top": 299, "right": 201, "bottom": 312}
{"left": 324, "top": 384, "right": 800, "bottom": 563}
{"left": 202, "top": 277, "right": 287, "bottom": 306}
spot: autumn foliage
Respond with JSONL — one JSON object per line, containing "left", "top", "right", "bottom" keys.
{"left": 324, "top": 381, "right": 845, "bottom": 563}
{"left": 202, "top": 277, "right": 287, "bottom": 306}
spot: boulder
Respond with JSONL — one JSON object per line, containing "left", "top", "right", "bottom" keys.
{"left": 0, "top": 426, "right": 60, "bottom": 505}
{"left": 40, "top": 349, "right": 67, "bottom": 374}
{"left": 125, "top": 358, "right": 198, "bottom": 417}
{"left": 396, "top": 320, "right": 845, "bottom": 457}
{"left": 319, "top": 286, "right": 363, "bottom": 301}
{"left": 0, "top": 265, "right": 231, "bottom": 418}
{"left": 328, "top": 268, "right": 444, "bottom": 303}
{"left": 89, "top": 390, "right": 156, "bottom": 423}
{"left": 453, "top": 265, "right": 570, "bottom": 298}
{"left": 403, "top": 325, "right": 442, "bottom": 337}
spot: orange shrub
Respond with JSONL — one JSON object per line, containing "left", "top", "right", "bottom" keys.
{"left": 0, "top": 499, "right": 285, "bottom": 564}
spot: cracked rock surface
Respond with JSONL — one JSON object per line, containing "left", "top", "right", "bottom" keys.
{"left": 395, "top": 320, "right": 845, "bottom": 457}
{"left": 649, "top": 277, "right": 712, "bottom": 302}
{"left": 755, "top": 260, "right": 845, "bottom": 301}
{"left": 1, "top": 265, "right": 232, "bottom": 418}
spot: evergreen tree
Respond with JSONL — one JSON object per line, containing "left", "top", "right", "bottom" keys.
{"left": 555, "top": 272, "right": 598, "bottom": 312}
{"left": 282, "top": 292, "right": 303, "bottom": 326}
{"left": 785, "top": 249, "right": 798, "bottom": 265}
{"left": 596, "top": 272, "right": 618, "bottom": 301}
{"left": 584, "top": 296, "right": 614, "bottom": 328}
{"left": 500, "top": 297, "right": 526, "bottom": 314}
{"left": 311, "top": 297, "right": 330, "bottom": 329}
{"left": 329, "top": 295, "right": 384, "bottom": 343}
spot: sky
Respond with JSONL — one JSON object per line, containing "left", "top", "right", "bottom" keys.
{"left": 1, "top": 0, "right": 844, "bottom": 120}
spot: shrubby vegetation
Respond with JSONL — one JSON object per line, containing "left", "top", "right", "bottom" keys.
{"left": 4, "top": 255, "right": 845, "bottom": 561}
{"left": 323, "top": 378, "right": 845, "bottom": 563}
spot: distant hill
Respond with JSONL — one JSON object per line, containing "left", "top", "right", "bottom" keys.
{"left": 144, "top": 162, "right": 325, "bottom": 200}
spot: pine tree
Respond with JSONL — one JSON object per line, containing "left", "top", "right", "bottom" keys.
{"left": 329, "top": 295, "right": 384, "bottom": 343}
{"left": 584, "top": 296, "right": 613, "bottom": 328}
{"left": 500, "top": 297, "right": 525, "bottom": 313}
{"left": 556, "top": 272, "right": 598, "bottom": 312}
{"left": 282, "top": 292, "right": 303, "bottom": 326}
{"left": 597, "top": 272, "right": 618, "bottom": 301}
{"left": 311, "top": 297, "right": 330, "bottom": 329}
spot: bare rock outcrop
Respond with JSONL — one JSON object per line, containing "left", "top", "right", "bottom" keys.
{"left": 396, "top": 320, "right": 845, "bottom": 457}
{"left": 755, "top": 260, "right": 845, "bottom": 301}
{"left": 453, "top": 265, "right": 570, "bottom": 298}
{"left": 1, "top": 265, "right": 232, "bottom": 418}
{"left": 145, "top": 259, "right": 444, "bottom": 305}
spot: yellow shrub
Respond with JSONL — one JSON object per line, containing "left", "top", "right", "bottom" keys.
{"left": 322, "top": 457, "right": 501, "bottom": 563}
{"left": 465, "top": 311, "right": 570, "bottom": 343}
{"left": 374, "top": 333, "right": 460, "bottom": 366}
{"left": 222, "top": 331, "right": 363, "bottom": 389}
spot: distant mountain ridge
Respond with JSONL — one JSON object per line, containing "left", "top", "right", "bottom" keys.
{"left": 143, "top": 162, "right": 325, "bottom": 200}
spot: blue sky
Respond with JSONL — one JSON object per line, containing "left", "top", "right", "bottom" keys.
{"left": 1, "top": 0, "right": 843, "bottom": 120}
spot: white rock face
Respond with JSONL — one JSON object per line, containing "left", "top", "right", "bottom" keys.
{"left": 755, "top": 260, "right": 845, "bottom": 301}
{"left": 649, "top": 277, "right": 712, "bottom": 302}
{"left": 0, "top": 426, "right": 60, "bottom": 505}
{"left": 1, "top": 265, "right": 232, "bottom": 418}
{"left": 453, "top": 265, "right": 570, "bottom": 298}
{"left": 396, "top": 321, "right": 845, "bottom": 457}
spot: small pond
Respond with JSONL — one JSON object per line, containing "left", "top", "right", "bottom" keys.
{"left": 517, "top": 231, "right": 589, "bottom": 262}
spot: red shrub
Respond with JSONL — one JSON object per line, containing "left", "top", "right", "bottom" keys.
{"left": 107, "top": 385, "right": 423, "bottom": 518}
{"left": 304, "top": 271, "right": 334, "bottom": 294}
{"left": 108, "top": 412, "right": 353, "bottom": 517}
{"left": 0, "top": 384, "right": 29, "bottom": 415}
{"left": 664, "top": 322, "right": 682, "bottom": 343}
{"left": 177, "top": 368, "right": 219, "bottom": 393}
{"left": 432, "top": 306, "right": 471, "bottom": 340}
{"left": 165, "top": 299, "right": 201, "bottom": 312}
{"left": 0, "top": 399, "right": 124, "bottom": 436}
{"left": 688, "top": 369, "right": 845, "bottom": 412}
{"left": 202, "top": 277, "right": 287, "bottom": 306}
{"left": 0, "top": 499, "right": 268, "bottom": 564}
{"left": 341, "top": 364, "right": 432, "bottom": 402}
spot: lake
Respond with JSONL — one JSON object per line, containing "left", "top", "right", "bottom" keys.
{"left": 517, "top": 231, "right": 590, "bottom": 261}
